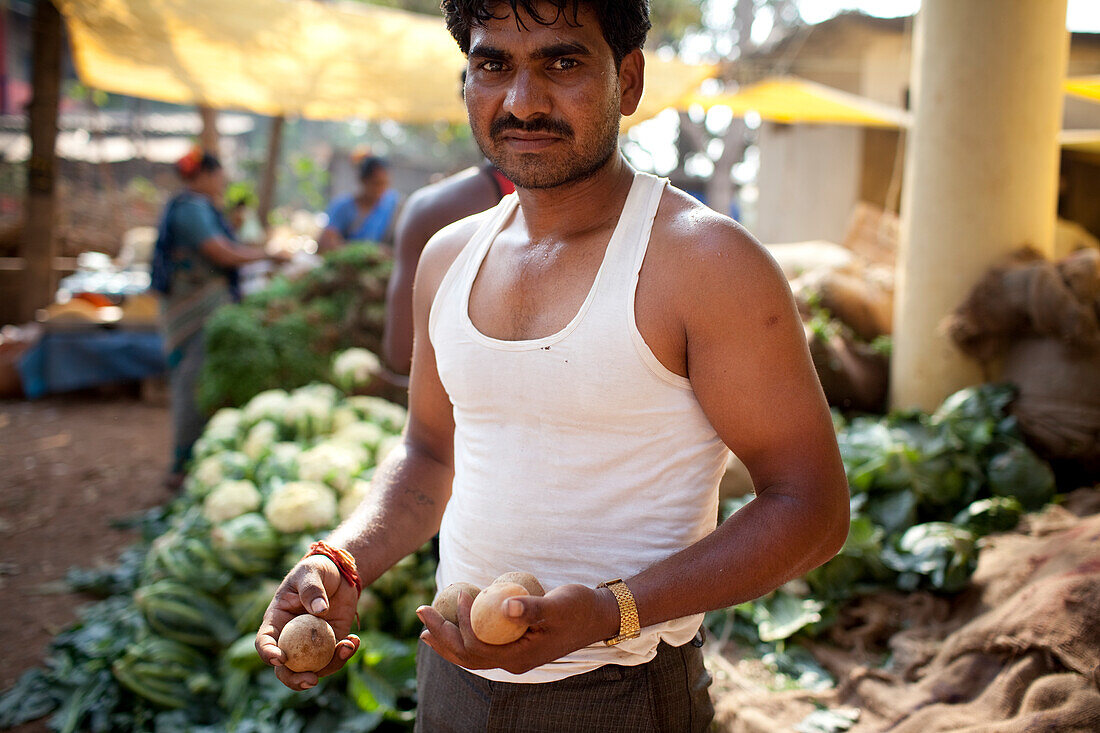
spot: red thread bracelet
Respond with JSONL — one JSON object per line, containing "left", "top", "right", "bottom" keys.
{"left": 306, "top": 541, "right": 362, "bottom": 596}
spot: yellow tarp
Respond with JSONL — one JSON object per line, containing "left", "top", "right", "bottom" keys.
{"left": 55, "top": 0, "right": 711, "bottom": 126}
{"left": 1066, "top": 76, "right": 1100, "bottom": 103}
{"left": 685, "top": 76, "right": 911, "bottom": 129}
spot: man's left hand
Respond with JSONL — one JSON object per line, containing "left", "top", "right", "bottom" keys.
{"left": 416, "top": 583, "right": 619, "bottom": 675}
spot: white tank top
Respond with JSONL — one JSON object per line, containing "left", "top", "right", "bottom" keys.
{"left": 428, "top": 170, "right": 730, "bottom": 683}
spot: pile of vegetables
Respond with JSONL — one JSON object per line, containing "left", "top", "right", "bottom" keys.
{"left": 197, "top": 244, "right": 392, "bottom": 414}
{"left": 0, "top": 353, "right": 432, "bottom": 733}
{"left": 1, "top": 378, "right": 1060, "bottom": 731}
{"left": 709, "top": 383, "right": 1057, "bottom": 682}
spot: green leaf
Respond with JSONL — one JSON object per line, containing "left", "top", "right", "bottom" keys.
{"left": 754, "top": 592, "right": 826, "bottom": 642}
{"left": 796, "top": 706, "right": 861, "bottom": 733}
{"left": 987, "top": 444, "right": 1056, "bottom": 510}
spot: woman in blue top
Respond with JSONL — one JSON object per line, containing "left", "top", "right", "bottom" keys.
{"left": 319, "top": 156, "right": 401, "bottom": 251}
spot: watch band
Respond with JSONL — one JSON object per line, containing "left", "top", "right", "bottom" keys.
{"left": 597, "top": 578, "right": 641, "bottom": 646}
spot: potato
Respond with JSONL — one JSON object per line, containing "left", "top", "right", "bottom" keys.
{"left": 278, "top": 614, "right": 336, "bottom": 672}
{"left": 492, "top": 571, "right": 544, "bottom": 597}
{"left": 471, "top": 582, "right": 529, "bottom": 645}
{"left": 432, "top": 582, "right": 481, "bottom": 625}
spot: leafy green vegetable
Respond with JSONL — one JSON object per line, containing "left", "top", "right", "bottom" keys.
{"left": 198, "top": 244, "right": 392, "bottom": 414}
{"left": 881, "top": 523, "right": 978, "bottom": 593}
{"left": 987, "top": 444, "right": 1056, "bottom": 510}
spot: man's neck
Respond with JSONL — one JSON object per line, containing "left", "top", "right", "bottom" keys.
{"left": 512, "top": 153, "right": 635, "bottom": 242}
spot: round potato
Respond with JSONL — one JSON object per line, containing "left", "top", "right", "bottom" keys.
{"left": 492, "top": 571, "right": 545, "bottom": 597}
{"left": 432, "top": 582, "right": 482, "bottom": 625}
{"left": 470, "top": 582, "right": 529, "bottom": 645}
{"left": 278, "top": 614, "right": 336, "bottom": 672}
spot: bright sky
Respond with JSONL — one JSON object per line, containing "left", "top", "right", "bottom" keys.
{"left": 796, "top": 0, "right": 1100, "bottom": 31}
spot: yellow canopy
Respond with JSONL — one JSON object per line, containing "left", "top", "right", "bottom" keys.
{"left": 1065, "top": 76, "right": 1100, "bottom": 103}
{"left": 54, "top": 0, "right": 711, "bottom": 126}
{"left": 685, "top": 76, "right": 911, "bottom": 129}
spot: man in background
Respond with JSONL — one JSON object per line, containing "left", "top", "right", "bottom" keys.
{"left": 382, "top": 161, "right": 513, "bottom": 379}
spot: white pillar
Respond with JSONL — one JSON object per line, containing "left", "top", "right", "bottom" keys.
{"left": 890, "top": 0, "right": 1069, "bottom": 411}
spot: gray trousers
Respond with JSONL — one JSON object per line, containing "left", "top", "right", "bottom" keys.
{"left": 414, "top": 635, "right": 714, "bottom": 733}
{"left": 167, "top": 331, "right": 207, "bottom": 474}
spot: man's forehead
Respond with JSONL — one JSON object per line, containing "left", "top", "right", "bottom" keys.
{"left": 470, "top": 0, "right": 600, "bottom": 42}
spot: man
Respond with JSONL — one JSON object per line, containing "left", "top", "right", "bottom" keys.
{"left": 318, "top": 155, "right": 401, "bottom": 251}
{"left": 152, "top": 149, "right": 280, "bottom": 487}
{"left": 382, "top": 161, "right": 514, "bottom": 378}
{"left": 256, "top": 1, "right": 849, "bottom": 729}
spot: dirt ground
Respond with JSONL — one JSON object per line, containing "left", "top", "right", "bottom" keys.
{"left": 0, "top": 388, "right": 172, "bottom": 717}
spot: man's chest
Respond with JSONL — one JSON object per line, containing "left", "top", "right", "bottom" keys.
{"left": 467, "top": 228, "right": 612, "bottom": 342}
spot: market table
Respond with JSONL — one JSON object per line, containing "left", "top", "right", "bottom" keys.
{"left": 18, "top": 324, "right": 166, "bottom": 399}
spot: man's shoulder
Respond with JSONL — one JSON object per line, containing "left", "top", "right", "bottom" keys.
{"left": 404, "top": 167, "right": 500, "bottom": 226}
{"left": 418, "top": 208, "right": 495, "bottom": 278}
{"left": 651, "top": 183, "right": 776, "bottom": 279}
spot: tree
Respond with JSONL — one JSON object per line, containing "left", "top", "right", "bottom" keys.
{"left": 20, "top": 0, "right": 63, "bottom": 323}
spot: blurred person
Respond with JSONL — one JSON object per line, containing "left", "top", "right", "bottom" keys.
{"left": 382, "top": 160, "right": 514, "bottom": 379}
{"left": 318, "top": 156, "right": 401, "bottom": 251}
{"left": 151, "top": 148, "right": 283, "bottom": 489}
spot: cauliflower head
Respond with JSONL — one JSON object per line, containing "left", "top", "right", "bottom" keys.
{"left": 332, "top": 348, "right": 381, "bottom": 393}
{"left": 347, "top": 396, "right": 407, "bottom": 433}
{"left": 243, "top": 420, "right": 280, "bottom": 462}
{"left": 296, "top": 441, "right": 368, "bottom": 493}
{"left": 333, "top": 421, "right": 385, "bottom": 453}
{"left": 338, "top": 478, "right": 372, "bottom": 520}
{"left": 263, "top": 481, "right": 338, "bottom": 533}
{"left": 242, "top": 389, "right": 291, "bottom": 426}
{"left": 203, "top": 479, "right": 263, "bottom": 523}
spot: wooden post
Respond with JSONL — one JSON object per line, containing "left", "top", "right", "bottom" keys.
{"left": 256, "top": 115, "right": 285, "bottom": 229}
{"left": 20, "top": 0, "right": 62, "bottom": 323}
{"left": 890, "top": 0, "right": 1069, "bottom": 410}
{"left": 198, "top": 104, "right": 219, "bottom": 154}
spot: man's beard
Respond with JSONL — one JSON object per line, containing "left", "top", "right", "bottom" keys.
{"left": 474, "top": 102, "right": 621, "bottom": 189}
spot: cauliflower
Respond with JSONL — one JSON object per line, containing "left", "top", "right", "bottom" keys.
{"left": 284, "top": 384, "right": 339, "bottom": 438}
{"left": 207, "top": 408, "right": 244, "bottom": 436}
{"left": 296, "top": 441, "right": 367, "bottom": 493}
{"left": 242, "top": 389, "right": 290, "bottom": 426}
{"left": 376, "top": 434, "right": 404, "bottom": 464}
{"left": 332, "top": 348, "right": 381, "bottom": 393}
{"left": 243, "top": 420, "right": 279, "bottom": 462}
{"left": 254, "top": 441, "right": 302, "bottom": 486}
{"left": 332, "top": 406, "right": 363, "bottom": 433}
{"left": 203, "top": 479, "right": 263, "bottom": 523}
{"left": 338, "top": 478, "right": 372, "bottom": 520}
{"left": 191, "top": 409, "right": 245, "bottom": 460}
{"left": 332, "top": 421, "right": 385, "bottom": 453}
{"left": 347, "top": 396, "right": 407, "bottom": 433}
{"left": 186, "top": 451, "right": 250, "bottom": 498}
{"left": 263, "top": 481, "right": 337, "bottom": 533}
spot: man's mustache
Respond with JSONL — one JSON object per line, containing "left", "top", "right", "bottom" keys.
{"left": 490, "top": 114, "right": 574, "bottom": 139}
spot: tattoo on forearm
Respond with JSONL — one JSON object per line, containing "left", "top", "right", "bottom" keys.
{"left": 403, "top": 486, "right": 435, "bottom": 506}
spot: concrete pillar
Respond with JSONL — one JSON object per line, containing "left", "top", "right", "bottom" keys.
{"left": 890, "top": 0, "right": 1069, "bottom": 411}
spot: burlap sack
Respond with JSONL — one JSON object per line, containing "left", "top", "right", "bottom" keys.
{"left": 845, "top": 512, "right": 1100, "bottom": 732}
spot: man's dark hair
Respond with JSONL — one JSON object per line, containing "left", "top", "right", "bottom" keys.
{"left": 441, "top": 0, "right": 651, "bottom": 68}
{"left": 358, "top": 155, "right": 388, "bottom": 181}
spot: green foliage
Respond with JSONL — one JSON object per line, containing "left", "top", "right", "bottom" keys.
{"left": 710, "top": 384, "right": 1059, "bottom": 654}
{"left": 197, "top": 244, "right": 392, "bottom": 414}
{"left": 1, "top": 385, "right": 422, "bottom": 732}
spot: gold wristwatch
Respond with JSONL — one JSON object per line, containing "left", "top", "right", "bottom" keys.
{"left": 597, "top": 578, "right": 641, "bottom": 646}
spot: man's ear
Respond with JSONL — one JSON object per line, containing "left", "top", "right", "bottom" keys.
{"left": 618, "top": 48, "right": 645, "bottom": 116}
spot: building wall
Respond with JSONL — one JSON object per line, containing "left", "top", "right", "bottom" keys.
{"left": 754, "top": 122, "right": 861, "bottom": 244}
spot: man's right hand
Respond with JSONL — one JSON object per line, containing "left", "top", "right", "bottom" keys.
{"left": 255, "top": 555, "right": 362, "bottom": 690}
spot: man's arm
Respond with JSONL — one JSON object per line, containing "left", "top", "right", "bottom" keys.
{"left": 382, "top": 170, "right": 502, "bottom": 375}
{"left": 625, "top": 203, "right": 850, "bottom": 626}
{"left": 255, "top": 218, "right": 479, "bottom": 690}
